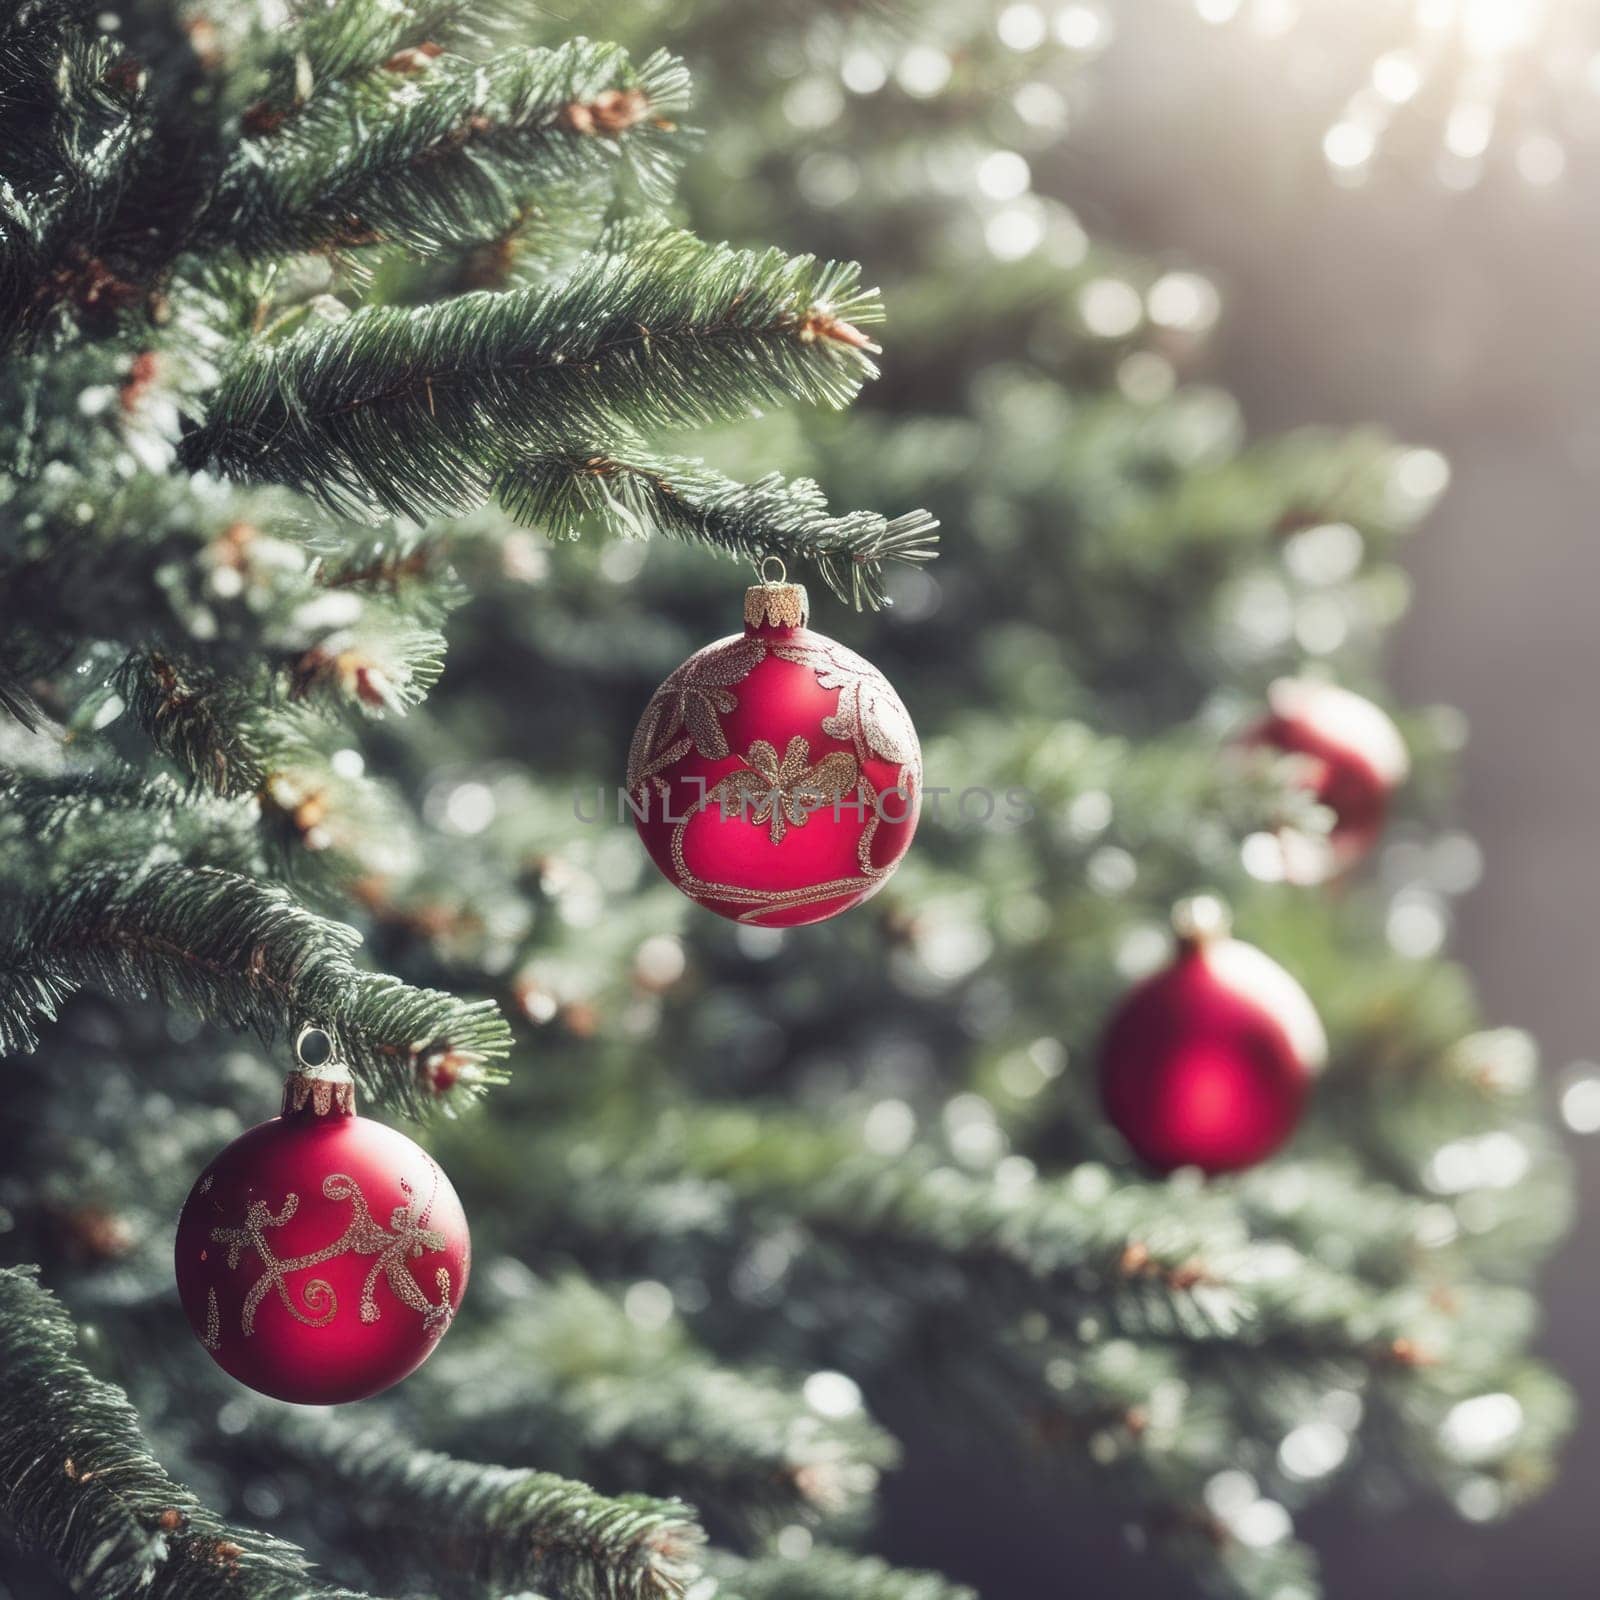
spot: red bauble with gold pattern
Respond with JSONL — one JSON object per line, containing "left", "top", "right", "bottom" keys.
{"left": 175, "top": 1031, "right": 469, "bottom": 1405}
{"left": 1098, "top": 899, "right": 1327, "bottom": 1174}
{"left": 1244, "top": 678, "right": 1408, "bottom": 885}
{"left": 628, "top": 576, "right": 920, "bottom": 926}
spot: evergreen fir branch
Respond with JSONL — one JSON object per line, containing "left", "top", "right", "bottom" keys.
{"left": 361, "top": 194, "right": 604, "bottom": 299}
{"left": 241, "top": 1, "right": 654, "bottom": 133}
{"left": 0, "top": 863, "right": 511, "bottom": 1116}
{"left": 0, "top": 4, "right": 141, "bottom": 341}
{"left": 108, "top": 652, "right": 445, "bottom": 910}
{"left": 177, "top": 233, "right": 886, "bottom": 521}
{"left": 288, "top": 616, "right": 448, "bottom": 714}
{"left": 202, "top": 41, "right": 690, "bottom": 259}
{"left": 806, "top": 1156, "right": 1489, "bottom": 1365}
{"left": 107, "top": 655, "right": 437, "bottom": 892}
{"left": 1, "top": 5, "right": 225, "bottom": 348}
{"left": 711, "top": 1546, "right": 975, "bottom": 1600}
{"left": 0, "top": 769, "right": 259, "bottom": 884}
{"left": 420, "top": 1272, "right": 897, "bottom": 1533}
{"left": 316, "top": 529, "right": 464, "bottom": 621}
{"left": 553, "top": 1112, "right": 1247, "bottom": 1340}
{"left": 116, "top": 654, "right": 285, "bottom": 799}
{"left": 246, "top": 1409, "right": 705, "bottom": 1600}
{"left": 241, "top": 0, "right": 468, "bottom": 130}
{"left": 0, "top": 3, "right": 121, "bottom": 195}
{"left": 0, "top": 468, "right": 461, "bottom": 698}
{"left": 800, "top": 1154, "right": 1253, "bottom": 1339}
{"left": 552, "top": 1110, "right": 1449, "bottom": 1360}
{"left": 0, "top": 670, "right": 48, "bottom": 733}
{"left": 0, "top": 1265, "right": 377, "bottom": 1600}
{"left": 494, "top": 446, "right": 937, "bottom": 610}
{"left": 118, "top": 635, "right": 441, "bottom": 797}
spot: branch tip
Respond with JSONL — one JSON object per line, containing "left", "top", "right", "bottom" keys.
{"left": 559, "top": 85, "right": 654, "bottom": 136}
{"left": 798, "top": 308, "right": 879, "bottom": 352}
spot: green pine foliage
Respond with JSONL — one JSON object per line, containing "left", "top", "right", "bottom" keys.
{"left": 495, "top": 450, "right": 938, "bottom": 609}
{"left": 0, "top": 1267, "right": 369, "bottom": 1600}
{"left": 0, "top": 4, "right": 1572, "bottom": 1600}
{"left": 179, "top": 234, "right": 898, "bottom": 521}
{"left": 235, "top": 1409, "right": 708, "bottom": 1600}
{"left": 193, "top": 41, "right": 691, "bottom": 258}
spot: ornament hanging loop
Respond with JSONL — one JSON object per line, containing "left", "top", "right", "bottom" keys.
{"left": 286, "top": 1023, "right": 356, "bottom": 1117}
{"left": 296, "top": 1023, "right": 338, "bottom": 1070}
{"left": 758, "top": 554, "right": 787, "bottom": 586}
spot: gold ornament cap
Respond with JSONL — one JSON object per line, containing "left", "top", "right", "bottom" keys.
{"left": 744, "top": 556, "right": 809, "bottom": 633}
{"left": 282, "top": 1024, "right": 356, "bottom": 1118}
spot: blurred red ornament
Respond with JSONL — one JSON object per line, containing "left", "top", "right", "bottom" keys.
{"left": 1098, "top": 899, "right": 1326, "bottom": 1174}
{"left": 1244, "top": 677, "right": 1408, "bottom": 884}
{"left": 175, "top": 1028, "right": 468, "bottom": 1405}
{"left": 628, "top": 567, "right": 919, "bottom": 926}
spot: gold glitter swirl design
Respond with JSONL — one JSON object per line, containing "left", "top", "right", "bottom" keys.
{"left": 627, "top": 635, "right": 767, "bottom": 794}
{"left": 202, "top": 1164, "right": 455, "bottom": 1343}
{"left": 201, "top": 1288, "right": 221, "bottom": 1351}
{"left": 774, "top": 638, "right": 920, "bottom": 773}
{"left": 713, "top": 737, "right": 860, "bottom": 844}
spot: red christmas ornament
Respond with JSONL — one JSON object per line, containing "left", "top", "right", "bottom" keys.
{"left": 1098, "top": 898, "right": 1326, "bottom": 1174}
{"left": 627, "top": 565, "right": 920, "bottom": 926}
{"left": 1244, "top": 678, "right": 1408, "bottom": 884}
{"left": 175, "top": 1028, "right": 469, "bottom": 1405}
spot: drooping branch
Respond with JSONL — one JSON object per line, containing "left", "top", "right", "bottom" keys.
{"left": 496, "top": 446, "right": 937, "bottom": 609}
{"left": 178, "top": 233, "right": 887, "bottom": 521}
{"left": 0, "top": 1265, "right": 380, "bottom": 1600}
{"left": 0, "top": 863, "right": 511, "bottom": 1116}
{"left": 241, "top": 1408, "right": 705, "bottom": 1600}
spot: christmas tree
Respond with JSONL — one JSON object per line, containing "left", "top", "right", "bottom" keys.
{"left": 0, "top": 4, "right": 1573, "bottom": 1599}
